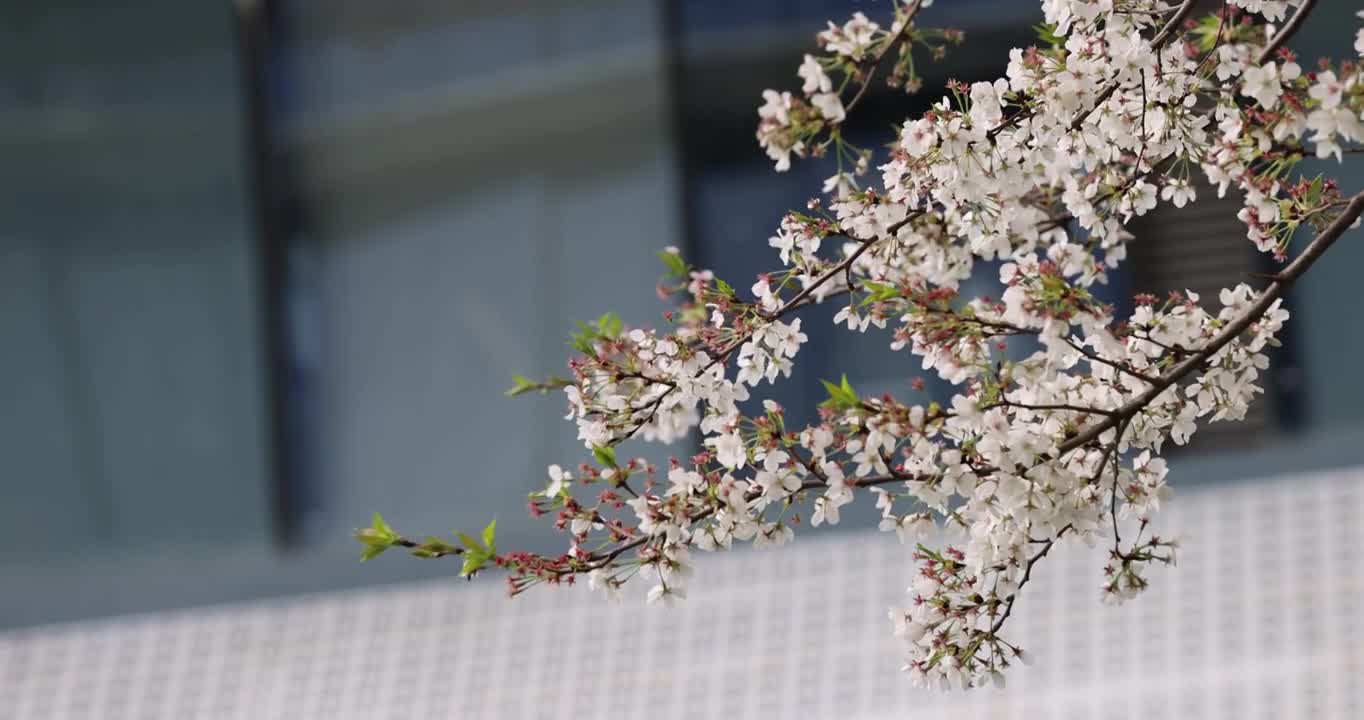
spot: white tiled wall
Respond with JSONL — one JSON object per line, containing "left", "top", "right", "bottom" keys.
{"left": 3, "top": 466, "right": 1361, "bottom": 719}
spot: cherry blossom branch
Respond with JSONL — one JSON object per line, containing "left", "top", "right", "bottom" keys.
{"left": 983, "top": 0, "right": 1195, "bottom": 140}
{"left": 1104, "top": 417, "right": 1132, "bottom": 547}
{"left": 1058, "top": 190, "right": 1364, "bottom": 455}
{"left": 980, "top": 415, "right": 1127, "bottom": 641}
{"left": 968, "top": 192, "right": 1364, "bottom": 641}
{"left": 842, "top": 0, "right": 925, "bottom": 116}
{"left": 1067, "top": 0, "right": 1197, "bottom": 132}
{"left": 1063, "top": 338, "right": 1161, "bottom": 385}
{"left": 757, "top": 215, "right": 920, "bottom": 324}
{"left": 1255, "top": 0, "right": 1317, "bottom": 66}
{"left": 1191, "top": 3, "right": 1231, "bottom": 78}
{"left": 617, "top": 217, "right": 919, "bottom": 442}
{"left": 360, "top": 0, "right": 1364, "bottom": 691}
{"left": 1148, "top": 0, "right": 1199, "bottom": 47}
{"left": 981, "top": 401, "right": 1116, "bottom": 417}
{"left": 565, "top": 470, "right": 901, "bottom": 577}
{"left": 988, "top": 524, "right": 1072, "bottom": 635}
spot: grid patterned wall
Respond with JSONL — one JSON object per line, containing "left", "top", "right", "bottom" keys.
{"left": 2, "top": 465, "right": 1361, "bottom": 719}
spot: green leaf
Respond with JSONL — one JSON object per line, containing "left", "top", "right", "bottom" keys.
{"left": 840, "top": 375, "right": 858, "bottom": 405}
{"left": 481, "top": 518, "right": 498, "bottom": 556}
{"left": 658, "top": 249, "right": 689, "bottom": 278}
{"left": 819, "top": 373, "right": 861, "bottom": 410}
{"left": 412, "top": 534, "right": 460, "bottom": 559}
{"left": 569, "top": 313, "right": 624, "bottom": 355}
{"left": 1191, "top": 14, "right": 1222, "bottom": 52}
{"left": 505, "top": 374, "right": 537, "bottom": 397}
{"left": 597, "top": 312, "right": 623, "bottom": 338}
{"left": 460, "top": 552, "right": 488, "bottom": 578}
{"left": 592, "top": 444, "right": 618, "bottom": 468}
{"left": 504, "top": 375, "right": 570, "bottom": 398}
{"left": 371, "top": 512, "right": 394, "bottom": 538}
{"left": 354, "top": 512, "right": 400, "bottom": 561}
{"left": 427, "top": 535, "right": 459, "bottom": 553}
{"left": 859, "top": 280, "right": 900, "bottom": 307}
{"left": 354, "top": 528, "right": 388, "bottom": 546}
{"left": 715, "top": 278, "right": 736, "bottom": 298}
{"left": 1032, "top": 22, "right": 1062, "bottom": 48}
{"left": 1304, "top": 175, "right": 1324, "bottom": 206}
{"left": 457, "top": 531, "right": 486, "bottom": 555}
{"left": 571, "top": 326, "right": 597, "bottom": 356}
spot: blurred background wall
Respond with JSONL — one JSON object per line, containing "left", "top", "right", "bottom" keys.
{"left": 1, "top": 0, "right": 1363, "bottom": 715}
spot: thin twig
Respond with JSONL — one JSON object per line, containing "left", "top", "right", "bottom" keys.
{"left": 843, "top": 0, "right": 925, "bottom": 116}
{"left": 1067, "top": 0, "right": 1197, "bottom": 132}
{"left": 1102, "top": 417, "right": 1132, "bottom": 547}
{"left": 1064, "top": 338, "right": 1161, "bottom": 385}
{"left": 989, "top": 524, "right": 1072, "bottom": 634}
{"left": 1255, "top": 0, "right": 1317, "bottom": 66}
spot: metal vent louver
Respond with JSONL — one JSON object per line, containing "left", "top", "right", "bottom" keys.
{"left": 1125, "top": 180, "right": 1282, "bottom": 450}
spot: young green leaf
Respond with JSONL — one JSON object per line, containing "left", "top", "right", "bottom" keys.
{"left": 859, "top": 280, "right": 900, "bottom": 307}
{"left": 819, "top": 373, "right": 861, "bottom": 411}
{"left": 715, "top": 278, "right": 736, "bottom": 298}
{"left": 354, "top": 512, "right": 400, "bottom": 561}
{"left": 371, "top": 512, "right": 394, "bottom": 539}
{"left": 408, "top": 535, "right": 458, "bottom": 559}
{"left": 457, "top": 531, "right": 486, "bottom": 555}
{"left": 460, "top": 552, "right": 488, "bottom": 578}
{"left": 592, "top": 444, "right": 618, "bottom": 468}
{"left": 1190, "top": 14, "right": 1222, "bottom": 52}
{"left": 1304, "top": 175, "right": 1324, "bottom": 207}
{"left": 571, "top": 327, "right": 597, "bottom": 356}
{"left": 481, "top": 517, "right": 497, "bottom": 556}
{"left": 360, "top": 543, "right": 390, "bottom": 562}
{"left": 1033, "top": 22, "right": 1062, "bottom": 49}
{"left": 597, "top": 312, "right": 623, "bottom": 338}
{"left": 505, "top": 374, "right": 571, "bottom": 398}
{"left": 658, "top": 249, "right": 689, "bottom": 278}
{"left": 505, "top": 374, "right": 537, "bottom": 397}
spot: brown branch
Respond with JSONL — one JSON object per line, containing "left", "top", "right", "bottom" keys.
{"left": 1255, "top": 0, "right": 1317, "bottom": 66}
{"left": 1064, "top": 337, "right": 1161, "bottom": 385}
{"left": 981, "top": 401, "right": 1116, "bottom": 417}
{"left": 855, "top": 473, "right": 926, "bottom": 488}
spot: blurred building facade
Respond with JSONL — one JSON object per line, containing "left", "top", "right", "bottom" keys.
{"left": 2, "top": 2, "right": 1364, "bottom": 710}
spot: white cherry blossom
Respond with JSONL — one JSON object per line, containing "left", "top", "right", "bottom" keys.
{"left": 367, "top": 0, "right": 1364, "bottom": 694}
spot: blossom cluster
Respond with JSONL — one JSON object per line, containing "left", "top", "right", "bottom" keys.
{"left": 362, "top": 0, "right": 1364, "bottom": 692}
